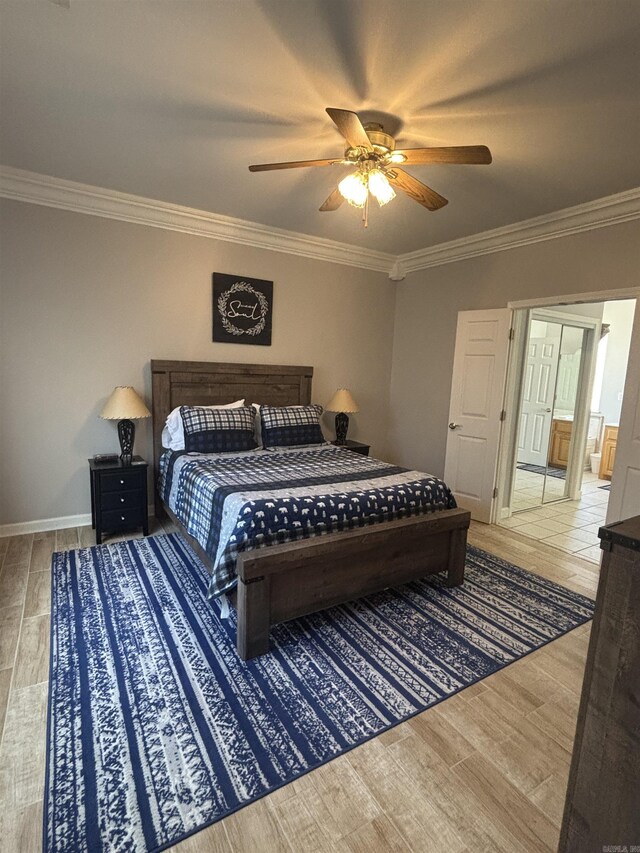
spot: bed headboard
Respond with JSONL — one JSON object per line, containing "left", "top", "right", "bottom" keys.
{"left": 150, "top": 359, "right": 313, "bottom": 503}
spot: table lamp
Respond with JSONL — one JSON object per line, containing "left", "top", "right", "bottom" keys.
{"left": 100, "top": 386, "right": 151, "bottom": 464}
{"left": 325, "top": 388, "right": 359, "bottom": 445}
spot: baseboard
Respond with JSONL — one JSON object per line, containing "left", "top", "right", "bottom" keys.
{"left": 0, "top": 507, "right": 155, "bottom": 538}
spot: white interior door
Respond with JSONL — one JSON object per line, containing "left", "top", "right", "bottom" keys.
{"left": 517, "top": 320, "right": 562, "bottom": 466}
{"left": 444, "top": 309, "right": 512, "bottom": 523}
{"left": 607, "top": 301, "right": 640, "bottom": 523}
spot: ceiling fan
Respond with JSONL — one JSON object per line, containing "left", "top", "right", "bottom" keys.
{"left": 249, "top": 108, "right": 492, "bottom": 226}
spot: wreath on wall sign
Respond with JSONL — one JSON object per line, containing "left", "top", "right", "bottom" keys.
{"left": 217, "top": 282, "right": 268, "bottom": 337}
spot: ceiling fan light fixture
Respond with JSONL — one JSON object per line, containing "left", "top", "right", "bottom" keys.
{"left": 338, "top": 172, "right": 368, "bottom": 208}
{"left": 249, "top": 108, "right": 490, "bottom": 222}
{"left": 368, "top": 169, "right": 395, "bottom": 206}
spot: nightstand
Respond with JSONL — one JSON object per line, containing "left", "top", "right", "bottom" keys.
{"left": 89, "top": 456, "right": 149, "bottom": 545}
{"left": 332, "top": 439, "right": 370, "bottom": 456}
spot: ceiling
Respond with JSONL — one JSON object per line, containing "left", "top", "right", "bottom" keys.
{"left": 1, "top": 0, "right": 639, "bottom": 255}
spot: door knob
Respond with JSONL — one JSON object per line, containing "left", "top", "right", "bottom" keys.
{"left": 449, "top": 422, "right": 463, "bottom": 430}
{"left": 539, "top": 408, "right": 552, "bottom": 413}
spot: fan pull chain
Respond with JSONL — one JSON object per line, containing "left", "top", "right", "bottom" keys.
{"left": 363, "top": 193, "right": 369, "bottom": 228}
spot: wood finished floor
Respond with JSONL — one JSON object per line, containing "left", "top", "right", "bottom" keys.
{"left": 0, "top": 521, "right": 599, "bottom": 852}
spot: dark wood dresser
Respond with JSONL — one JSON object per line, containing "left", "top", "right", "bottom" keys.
{"left": 559, "top": 514, "right": 640, "bottom": 852}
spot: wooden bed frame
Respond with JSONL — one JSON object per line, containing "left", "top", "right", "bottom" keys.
{"left": 151, "top": 360, "right": 470, "bottom": 660}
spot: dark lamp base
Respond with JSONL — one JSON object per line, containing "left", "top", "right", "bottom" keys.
{"left": 117, "top": 419, "right": 135, "bottom": 465}
{"left": 334, "top": 412, "right": 349, "bottom": 445}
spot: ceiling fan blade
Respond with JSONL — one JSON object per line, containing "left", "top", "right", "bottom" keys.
{"left": 326, "top": 108, "right": 373, "bottom": 151}
{"left": 319, "top": 188, "right": 344, "bottom": 212}
{"left": 394, "top": 145, "right": 492, "bottom": 165}
{"left": 249, "top": 158, "right": 343, "bottom": 172}
{"left": 386, "top": 169, "right": 448, "bottom": 210}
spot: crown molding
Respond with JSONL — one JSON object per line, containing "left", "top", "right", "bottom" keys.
{"left": 398, "top": 187, "right": 640, "bottom": 274}
{"left": 0, "top": 165, "right": 395, "bottom": 275}
{"left": 388, "top": 259, "right": 407, "bottom": 282}
{"left": 2, "top": 165, "right": 638, "bottom": 280}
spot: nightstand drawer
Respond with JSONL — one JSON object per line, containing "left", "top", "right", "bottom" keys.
{"left": 101, "top": 470, "right": 144, "bottom": 492}
{"left": 101, "top": 507, "right": 144, "bottom": 531}
{"left": 101, "top": 489, "right": 143, "bottom": 511}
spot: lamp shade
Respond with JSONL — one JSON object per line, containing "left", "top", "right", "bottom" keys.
{"left": 325, "top": 388, "right": 359, "bottom": 413}
{"left": 100, "top": 386, "right": 151, "bottom": 420}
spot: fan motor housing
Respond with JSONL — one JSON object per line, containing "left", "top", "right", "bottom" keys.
{"left": 364, "top": 123, "right": 395, "bottom": 153}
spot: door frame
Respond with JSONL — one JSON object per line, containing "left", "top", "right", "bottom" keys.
{"left": 495, "top": 310, "right": 528, "bottom": 518}
{"left": 607, "top": 300, "right": 640, "bottom": 523}
{"left": 496, "top": 309, "right": 600, "bottom": 518}
{"left": 494, "top": 287, "right": 640, "bottom": 523}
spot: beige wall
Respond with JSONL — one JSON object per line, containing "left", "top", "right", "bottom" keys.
{"left": 389, "top": 220, "right": 640, "bottom": 477}
{"left": 3, "top": 198, "right": 638, "bottom": 528}
{"left": 0, "top": 200, "right": 396, "bottom": 526}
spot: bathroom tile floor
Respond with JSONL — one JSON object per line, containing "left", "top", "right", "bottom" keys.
{"left": 499, "top": 470, "right": 609, "bottom": 564}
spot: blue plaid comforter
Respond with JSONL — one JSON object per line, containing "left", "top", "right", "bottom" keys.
{"left": 159, "top": 445, "right": 457, "bottom": 599}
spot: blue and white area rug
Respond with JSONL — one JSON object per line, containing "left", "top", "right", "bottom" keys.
{"left": 46, "top": 534, "right": 593, "bottom": 852}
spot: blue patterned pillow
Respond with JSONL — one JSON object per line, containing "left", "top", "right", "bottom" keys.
{"left": 180, "top": 406, "right": 257, "bottom": 453}
{"left": 260, "top": 404, "right": 325, "bottom": 448}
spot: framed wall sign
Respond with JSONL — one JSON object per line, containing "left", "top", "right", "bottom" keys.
{"left": 212, "top": 272, "right": 273, "bottom": 346}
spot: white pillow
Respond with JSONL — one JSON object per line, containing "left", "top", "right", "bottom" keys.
{"left": 162, "top": 399, "right": 245, "bottom": 450}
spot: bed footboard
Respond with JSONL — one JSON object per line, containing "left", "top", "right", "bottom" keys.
{"left": 235, "top": 507, "right": 470, "bottom": 660}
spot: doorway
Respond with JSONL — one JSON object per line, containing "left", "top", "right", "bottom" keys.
{"left": 443, "top": 290, "right": 640, "bottom": 540}
{"left": 497, "top": 298, "right": 637, "bottom": 562}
